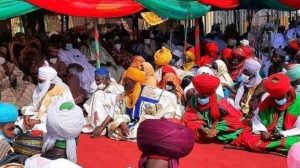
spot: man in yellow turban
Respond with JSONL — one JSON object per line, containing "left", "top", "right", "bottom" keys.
{"left": 154, "top": 47, "right": 172, "bottom": 66}
{"left": 108, "top": 67, "right": 181, "bottom": 141}
{"left": 183, "top": 50, "right": 196, "bottom": 72}
{"left": 154, "top": 47, "right": 185, "bottom": 83}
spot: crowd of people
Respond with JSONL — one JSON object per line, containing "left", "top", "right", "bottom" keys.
{"left": 1, "top": 20, "right": 300, "bottom": 167}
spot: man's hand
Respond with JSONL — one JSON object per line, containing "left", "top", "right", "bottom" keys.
{"left": 206, "top": 128, "right": 218, "bottom": 138}
{"left": 119, "top": 122, "right": 129, "bottom": 137}
{"left": 261, "top": 131, "right": 272, "bottom": 141}
{"left": 92, "top": 126, "right": 105, "bottom": 138}
{"left": 271, "top": 132, "right": 283, "bottom": 140}
{"left": 23, "top": 115, "right": 40, "bottom": 130}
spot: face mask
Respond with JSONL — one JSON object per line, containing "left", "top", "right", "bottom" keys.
{"left": 241, "top": 74, "right": 250, "bottom": 83}
{"left": 212, "top": 69, "right": 217, "bottom": 75}
{"left": 0, "top": 57, "right": 5, "bottom": 65}
{"left": 285, "top": 55, "right": 291, "bottom": 62}
{"left": 97, "top": 83, "right": 106, "bottom": 90}
{"left": 170, "top": 59, "right": 176, "bottom": 65}
{"left": 296, "top": 85, "right": 300, "bottom": 93}
{"left": 198, "top": 97, "right": 210, "bottom": 105}
{"left": 65, "top": 43, "right": 73, "bottom": 51}
{"left": 165, "top": 85, "right": 173, "bottom": 91}
{"left": 150, "top": 33, "right": 155, "bottom": 39}
{"left": 144, "top": 39, "right": 151, "bottom": 45}
{"left": 49, "top": 58, "right": 57, "bottom": 64}
{"left": 37, "top": 81, "right": 46, "bottom": 92}
{"left": 274, "top": 97, "right": 287, "bottom": 106}
{"left": 91, "top": 41, "right": 96, "bottom": 49}
{"left": 114, "top": 44, "right": 121, "bottom": 50}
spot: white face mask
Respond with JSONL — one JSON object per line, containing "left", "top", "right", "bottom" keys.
{"left": 37, "top": 81, "right": 46, "bottom": 92}
{"left": 49, "top": 58, "right": 57, "bottom": 64}
{"left": 0, "top": 57, "right": 5, "bottom": 65}
{"left": 97, "top": 83, "right": 106, "bottom": 90}
{"left": 274, "top": 97, "right": 287, "bottom": 106}
{"left": 241, "top": 74, "right": 250, "bottom": 83}
{"left": 144, "top": 39, "right": 151, "bottom": 45}
{"left": 198, "top": 97, "right": 209, "bottom": 105}
{"left": 114, "top": 44, "right": 121, "bottom": 50}
{"left": 296, "top": 85, "right": 300, "bottom": 93}
{"left": 165, "top": 85, "right": 173, "bottom": 91}
{"left": 65, "top": 43, "right": 73, "bottom": 51}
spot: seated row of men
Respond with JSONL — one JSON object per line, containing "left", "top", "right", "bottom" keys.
{"left": 1, "top": 47, "right": 300, "bottom": 167}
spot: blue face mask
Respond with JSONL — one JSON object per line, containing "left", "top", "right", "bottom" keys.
{"left": 0, "top": 131, "right": 13, "bottom": 143}
{"left": 65, "top": 43, "right": 73, "bottom": 51}
{"left": 274, "top": 97, "right": 287, "bottom": 106}
{"left": 198, "top": 97, "right": 209, "bottom": 105}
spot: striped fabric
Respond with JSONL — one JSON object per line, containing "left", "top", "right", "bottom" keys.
{"left": 0, "top": 138, "right": 11, "bottom": 160}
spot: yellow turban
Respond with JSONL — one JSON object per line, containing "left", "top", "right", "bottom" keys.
{"left": 154, "top": 47, "right": 172, "bottom": 66}
{"left": 124, "top": 67, "right": 146, "bottom": 109}
{"left": 126, "top": 67, "right": 146, "bottom": 83}
{"left": 185, "top": 51, "right": 195, "bottom": 61}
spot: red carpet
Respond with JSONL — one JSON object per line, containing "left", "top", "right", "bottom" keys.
{"left": 77, "top": 134, "right": 287, "bottom": 168}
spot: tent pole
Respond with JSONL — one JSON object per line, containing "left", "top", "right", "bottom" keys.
{"left": 169, "top": 20, "right": 173, "bottom": 50}
{"left": 94, "top": 19, "right": 101, "bottom": 68}
{"left": 195, "top": 18, "right": 201, "bottom": 66}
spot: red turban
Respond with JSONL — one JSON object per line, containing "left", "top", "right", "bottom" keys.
{"left": 232, "top": 47, "right": 249, "bottom": 59}
{"left": 162, "top": 65, "right": 176, "bottom": 75}
{"left": 263, "top": 73, "right": 291, "bottom": 98}
{"left": 137, "top": 119, "right": 194, "bottom": 167}
{"left": 222, "top": 48, "right": 233, "bottom": 60}
{"left": 206, "top": 42, "right": 219, "bottom": 59}
{"left": 192, "top": 74, "right": 220, "bottom": 95}
{"left": 241, "top": 46, "right": 253, "bottom": 58}
{"left": 289, "top": 40, "right": 300, "bottom": 52}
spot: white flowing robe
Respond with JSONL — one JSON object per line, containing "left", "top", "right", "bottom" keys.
{"left": 108, "top": 86, "right": 181, "bottom": 141}
{"left": 82, "top": 81, "right": 124, "bottom": 134}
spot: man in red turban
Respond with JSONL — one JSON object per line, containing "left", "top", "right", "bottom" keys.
{"left": 137, "top": 119, "right": 194, "bottom": 168}
{"left": 183, "top": 74, "right": 243, "bottom": 143}
{"left": 232, "top": 73, "right": 300, "bottom": 153}
{"left": 198, "top": 42, "right": 219, "bottom": 66}
{"left": 223, "top": 47, "right": 250, "bottom": 81}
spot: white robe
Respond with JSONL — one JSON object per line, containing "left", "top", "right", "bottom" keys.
{"left": 82, "top": 81, "right": 124, "bottom": 134}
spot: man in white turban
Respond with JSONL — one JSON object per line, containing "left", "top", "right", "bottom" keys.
{"left": 16, "top": 66, "right": 74, "bottom": 133}
{"left": 231, "top": 58, "right": 265, "bottom": 117}
{"left": 41, "top": 102, "right": 84, "bottom": 163}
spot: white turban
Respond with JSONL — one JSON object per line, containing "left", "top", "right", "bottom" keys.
{"left": 38, "top": 66, "right": 58, "bottom": 81}
{"left": 25, "top": 157, "right": 81, "bottom": 168}
{"left": 240, "top": 39, "right": 249, "bottom": 46}
{"left": 42, "top": 102, "right": 84, "bottom": 163}
{"left": 32, "top": 66, "right": 62, "bottom": 108}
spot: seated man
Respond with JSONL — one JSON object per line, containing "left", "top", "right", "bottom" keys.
{"left": 17, "top": 66, "right": 74, "bottom": 133}
{"left": 230, "top": 58, "right": 264, "bottom": 117}
{"left": 0, "top": 103, "right": 18, "bottom": 160}
{"left": 183, "top": 74, "right": 244, "bottom": 143}
{"left": 82, "top": 67, "right": 124, "bottom": 137}
{"left": 0, "top": 46, "right": 35, "bottom": 110}
{"left": 58, "top": 36, "right": 96, "bottom": 97}
{"left": 42, "top": 102, "right": 84, "bottom": 163}
{"left": 232, "top": 73, "right": 300, "bottom": 153}
{"left": 108, "top": 67, "right": 180, "bottom": 141}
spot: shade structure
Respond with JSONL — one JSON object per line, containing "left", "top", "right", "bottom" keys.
{"left": 279, "top": 0, "right": 300, "bottom": 9}
{"left": 0, "top": 0, "right": 38, "bottom": 20}
{"left": 26, "top": 0, "right": 144, "bottom": 18}
{"left": 198, "top": 0, "right": 240, "bottom": 9}
{"left": 136, "top": 0, "right": 211, "bottom": 20}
